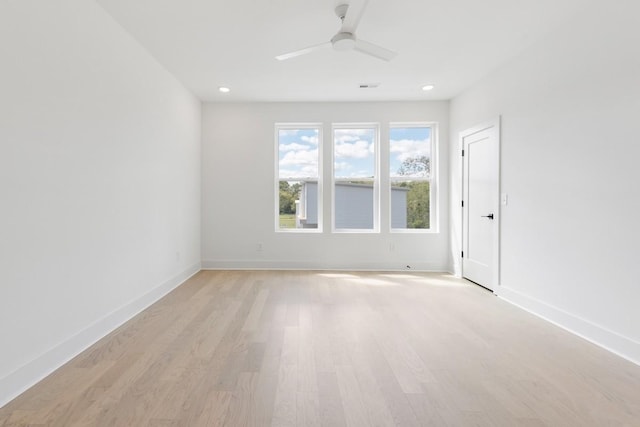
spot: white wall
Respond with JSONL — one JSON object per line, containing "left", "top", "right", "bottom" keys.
{"left": 202, "top": 102, "right": 449, "bottom": 271}
{"left": 0, "top": 0, "right": 201, "bottom": 405}
{"left": 450, "top": 1, "right": 640, "bottom": 363}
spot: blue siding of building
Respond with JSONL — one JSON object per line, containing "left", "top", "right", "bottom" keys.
{"left": 301, "top": 182, "right": 317, "bottom": 227}
{"left": 391, "top": 189, "right": 408, "bottom": 228}
{"left": 335, "top": 183, "right": 375, "bottom": 229}
{"left": 299, "top": 182, "right": 407, "bottom": 229}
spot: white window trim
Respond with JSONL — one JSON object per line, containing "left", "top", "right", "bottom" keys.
{"left": 275, "top": 123, "right": 323, "bottom": 233}
{"left": 389, "top": 122, "right": 438, "bottom": 233}
{"left": 331, "top": 123, "right": 380, "bottom": 233}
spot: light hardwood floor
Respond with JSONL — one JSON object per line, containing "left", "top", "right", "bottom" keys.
{"left": 1, "top": 270, "right": 639, "bottom": 426}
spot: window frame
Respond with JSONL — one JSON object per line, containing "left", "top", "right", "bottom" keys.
{"left": 331, "top": 123, "right": 380, "bottom": 233}
{"left": 274, "top": 123, "right": 323, "bottom": 233}
{"left": 388, "top": 122, "right": 438, "bottom": 233}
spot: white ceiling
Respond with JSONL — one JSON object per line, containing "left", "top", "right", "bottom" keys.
{"left": 96, "top": 0, "right": 583, "bottom": 102}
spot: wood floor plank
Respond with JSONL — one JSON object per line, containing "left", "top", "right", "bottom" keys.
{"left": 271, "top": 364, "right": 297, "bottom": 427}
{"left": 1, "top": 270, "right": 639, "bottom": 426}
{"left": 222, "top": 372, "right": 259, "bottom": 427}
{"left": 251, "top": 371, "right": 279, "bottom": 427}
{"left": 350, "top": 338, "right": 421, "bottom": 427}
{"left": 345, "top": 341, "right": 399, "bottom": 427}
{"left": 316, "top": 372, "right": 347, "bottom": 427}
{"left": 191, "top": 390, "right": 232, "bottom": 427}
{"left": 335, "top": 365, "right": 371, "bottom": 427}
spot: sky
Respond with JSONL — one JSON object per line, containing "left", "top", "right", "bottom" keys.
{"left": 334, "top": 128, "right": 375, "bottom": 179}
{"left": 389, "top": 126, "right": 431, "bottom": 178}
{"left": 278, "top": 128, "right": 319, "bottom": 179}
{"left": 278, "top": 126, "right": 430, "bottom": 180}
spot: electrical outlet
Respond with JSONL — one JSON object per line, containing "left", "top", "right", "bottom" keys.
{"left": 257, "top": 242, "right": 263, "bottom": 252}
{"left": 389, "top": 243, "right": 395, "bottom": 252}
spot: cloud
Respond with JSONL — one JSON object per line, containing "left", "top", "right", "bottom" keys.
{"left": 279, "top": 165, "right": 318, "bottom": 179}
{"left": 335, "top": 134, "right": 361, "bottom": 143}
{"left": 280, "top": 148, "right": 318, "bottom": 166}
{"left": 334, "top": 161, "right": 350, "bottom": 171}
{"left": 278, "top": 129, "right": 300, "bottom": 137}
{"left": 334, "top": 129, "right": 373, "bottom": 143}
{"left": 335, "top": 140, "right": 372, "bottom": 159}
{"left": 390, "top": 138, "right": 430, "bottom": 163}
{"left": 279, "top": 142, "right": 309, "bottom": 152}
{"left": 301, "top": 135, "right": 319, "bottom": 145}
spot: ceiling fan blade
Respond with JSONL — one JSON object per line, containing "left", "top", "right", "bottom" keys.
{"left": 354, "top": 39, "right": 397, "bottom": 61}
{"left": 341, "top": 0, "right": 370, "bottom": 33}
{"left": 275, "top": 42, "right": 331, "bottom": 61}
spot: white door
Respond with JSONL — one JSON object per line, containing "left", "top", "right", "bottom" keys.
{"left": 462, "top": 120, "right": 500, "bottom": 290}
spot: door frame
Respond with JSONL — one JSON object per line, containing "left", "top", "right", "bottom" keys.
{"left": 460, "top": 117, "right": 501, "bottom": 291}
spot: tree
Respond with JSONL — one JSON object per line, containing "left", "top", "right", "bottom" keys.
{"left": 397, "top": 157, "right": 430, "bottom": 228}
{"left": 279, "top": 181, "right": 301, "bottom": 214}
{"left": 406, "top": 182, "right": 429, "bottom": 228}
{"left": 397, "top": 156, "right": 430, "bottom": 177}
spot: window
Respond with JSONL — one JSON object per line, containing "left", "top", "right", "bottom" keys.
{"left": 389, "top": 124, "right": 434, "bottom": 230}
{"left": 276, "top": 125, "right": 321, "bottom": 231}
{"left": 275, "top": 122, "right": 437, "bottom": 233}
{"left": 333, "top": 125, "right": 378, "bottom": 231}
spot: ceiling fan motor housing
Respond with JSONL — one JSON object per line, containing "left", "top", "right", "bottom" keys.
{"left": 331, "top": 32, "right": 356, "bottom": 50}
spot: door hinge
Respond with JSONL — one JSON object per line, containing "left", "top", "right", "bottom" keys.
{"left": 461, "top": 200, "right": 464, "bottom": 207}
{"left": 461, "top": 251, "right": 464, "bottom": 258}
{"left": 462, "top": 149, "right": 465, "bottom": 156}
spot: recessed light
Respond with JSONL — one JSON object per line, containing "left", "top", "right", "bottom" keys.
{"left": 219, "top": 86, "right": 230, "bottom": 93}
{"left": 421, "top": 84, "right": 435, "bottom": 91}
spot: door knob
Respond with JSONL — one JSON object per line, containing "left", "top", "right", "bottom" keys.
{"left": 481, "top": 214, "right": 494, "bottom": 219}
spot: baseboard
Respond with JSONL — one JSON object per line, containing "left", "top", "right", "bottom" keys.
{"left": 201, "top": 259, "right": 447, "bottom": 272}
{"left": 496, "top": 286, "right": 640, "bottom": 366}
{"left": 0, "top": 262, "right": 201, "bottom": 408}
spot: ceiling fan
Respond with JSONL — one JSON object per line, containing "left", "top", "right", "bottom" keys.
{"left": 275, "top": 1, "right": 397, "bottom": 62}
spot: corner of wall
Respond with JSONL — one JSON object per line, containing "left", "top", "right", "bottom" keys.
{"left": 497, "top": 287, "right": 640, "bottom": 366}
{"left": 0, "top": 264, "right": 201, "bottom": 408}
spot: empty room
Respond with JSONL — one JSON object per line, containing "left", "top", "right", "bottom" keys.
{"left": 1, "top": 0, "right": 639, "bottom": 425}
